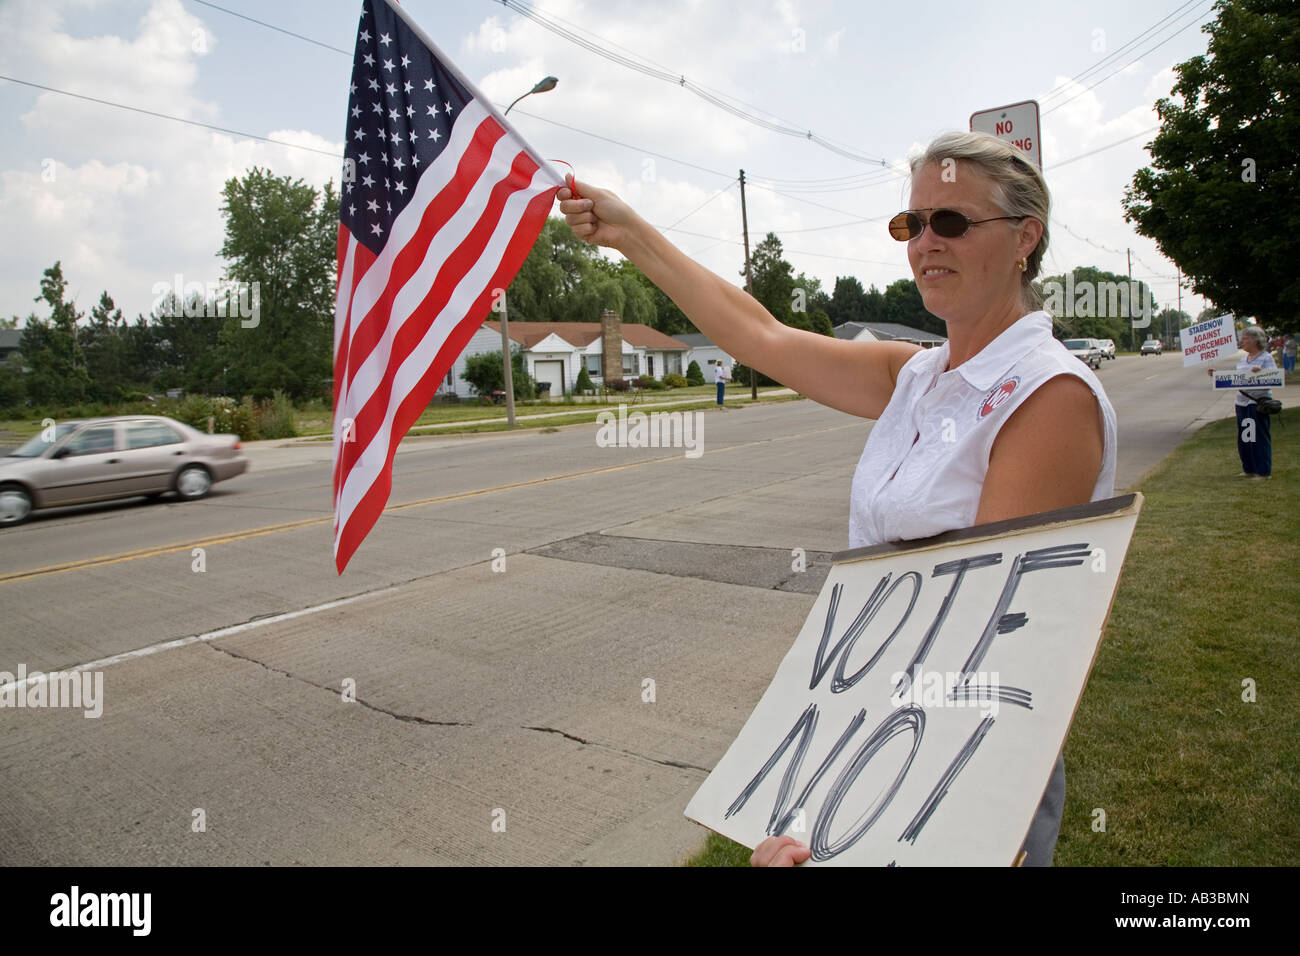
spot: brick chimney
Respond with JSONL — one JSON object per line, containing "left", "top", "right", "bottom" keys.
{"left": 600, "top": 309, "right": 623, "bottom": 382}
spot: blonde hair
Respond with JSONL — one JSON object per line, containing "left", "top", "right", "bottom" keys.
{"left": 909, "top": 131, "right": 1051, "bottom": 311}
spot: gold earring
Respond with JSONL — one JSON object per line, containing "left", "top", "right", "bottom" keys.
{"left": 1017, "top": 258, "right": 1027, "bottom": 272}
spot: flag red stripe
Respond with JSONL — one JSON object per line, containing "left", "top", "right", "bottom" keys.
{"left": 342, "top": 119, "right": 506, "bottom": 398}
{"left": 335, "top": 148, "right": 542, "bottom": 498}
{"left": 334, "top": 183, "right": 558, "bottom": 571}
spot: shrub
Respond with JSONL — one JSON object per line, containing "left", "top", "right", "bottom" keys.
{"left": 662, "top": 372, "right": 688, "bottom": 388}
{"left": 732, "top": 363, "right": 782, "bottom": 388}
{"left": 574, "top": 365, "right": 595, "bottom": 395}
{"left": 634, "top": 375, "right": 667, "bottom": 390}
{"left": 256, "top": 389, "right": 298, "bottom": 439}
{"left": 604, "top": 377, "right": 630, "bottom": 392}
{"left": 685, "top": 360, "right": 705, "bottom": 386}
{"left": 461, "top": 348, "right": 536, "bottom": 400}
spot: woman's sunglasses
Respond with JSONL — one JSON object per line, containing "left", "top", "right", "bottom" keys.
{"left": 888, "top": 209, "right": 1025, "bottom": 241}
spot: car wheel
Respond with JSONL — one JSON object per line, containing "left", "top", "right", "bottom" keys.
{"left": 175, "top": 464, "right": 213, "bottom": 500}
{"left": 0, "top": 483, "right": 34, "bottom": 526}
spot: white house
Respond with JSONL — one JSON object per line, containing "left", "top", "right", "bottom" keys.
{"left": 437, "top": 319, "right": 691, "bottom": 398}
{"left": 832, "top": 321, "right": 946, "bottom": 348}
{"left": 673, "top": 333, "right": 735, "bottom": 383}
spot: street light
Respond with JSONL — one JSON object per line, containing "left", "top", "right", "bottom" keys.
{"left": 504, "top": 76, "right": 558, "bottom": 116}
{"left": 497, "top": 77, "right": 558, "bottom": 426}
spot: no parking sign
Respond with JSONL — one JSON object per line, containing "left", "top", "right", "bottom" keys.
{"left": 971, "top": 100, "right": 1042, "bottom": 170}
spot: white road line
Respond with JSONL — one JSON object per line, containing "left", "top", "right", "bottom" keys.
{"left": 0, "top": 586, "right": 399, "bottom": 691}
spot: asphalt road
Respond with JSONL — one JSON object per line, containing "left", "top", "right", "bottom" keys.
{"left": 0, "top": 353, "right": 1240, "bottom": 865}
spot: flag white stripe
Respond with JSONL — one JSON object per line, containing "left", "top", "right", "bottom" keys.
{"left": 334, "top": 164, "right": 556, "bottom": 537}
{"left": 332, "top": 234, "right": 359, "bottom": 515}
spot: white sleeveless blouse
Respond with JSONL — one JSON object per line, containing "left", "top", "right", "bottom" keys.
{"left": 849, "top": 311, "right": 1117, "bottom": 549}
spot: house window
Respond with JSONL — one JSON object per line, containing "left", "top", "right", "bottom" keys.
{"left": 647, "top": 355, "right": 655, "bottom": 377}
{"left": 622, "top": 354, "right": 637, "bottom": 376}
{"left": 445, "top": 368, "right": 455, "bottom": 389}
{"left": 586, "top": 354, "right": 602, "bottom": 376}
{"left": 666, "top": 353, "right": 681, "bottom": 375}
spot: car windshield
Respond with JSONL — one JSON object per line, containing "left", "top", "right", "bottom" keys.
{"left": 6, "top": 422, "right": 81, "bottom": 458}
{"left": 1063, "top": 339, "right": 1089, "bottom": 349}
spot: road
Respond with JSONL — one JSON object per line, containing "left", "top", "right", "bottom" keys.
{"left": 0, "top": 354, "right": 1238, "bottom": 865}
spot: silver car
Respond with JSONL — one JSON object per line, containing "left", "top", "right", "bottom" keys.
{"left": 1062, "top": 338, "right": 1103, "bottom": 370}
{"left": 0, "top": 415, "right": 248, "bottom": 526}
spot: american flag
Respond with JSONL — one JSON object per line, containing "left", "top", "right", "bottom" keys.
{"left": 332, "top": 0, "right": 564, "bottom": 573}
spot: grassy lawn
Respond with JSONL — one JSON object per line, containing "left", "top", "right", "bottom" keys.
{"left": 686, "top": 406, "right": 1300, "bottom": 866}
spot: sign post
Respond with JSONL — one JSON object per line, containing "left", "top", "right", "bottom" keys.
{"left": 970, "top": 100, "right": 1042, "bottom": 170}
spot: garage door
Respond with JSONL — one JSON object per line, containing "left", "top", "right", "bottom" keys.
{"left": 534, "top": 360, "right": 564, "bottom": 396}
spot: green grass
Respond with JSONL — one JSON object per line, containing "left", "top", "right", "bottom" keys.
{"left": 686, "top": 407, "right": 1300, "bottom": 866}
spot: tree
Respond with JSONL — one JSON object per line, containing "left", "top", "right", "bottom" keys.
{"left": 217, "top": 168, "right": 338, "bottom": 400}
{"left": 1122, "top": 0, "right": 1300, "bottom": 334}
{"left": 1036, "top": 266, "right": 1157, "bottom": 344}
{"left": 461, "top": 347, "right": 536, "bottom": 399}
{"left": 685, "top": 359, "right": 704, "bottom": 386}
{"left": 20, "top": 262, "right": 91, "bottom": 406}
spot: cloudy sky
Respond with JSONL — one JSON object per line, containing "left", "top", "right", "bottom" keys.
{"left": 0, "top": 0, "right": 1220, "bottom": 325}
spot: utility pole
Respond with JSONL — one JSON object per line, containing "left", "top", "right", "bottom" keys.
{"left": 1176, "top": 266, "right": 1182, "bottom": 348}
{"left": 1127, "top": 248, "right": 1135, "bottom": 352}
{"left": 739, "top": 169, "right": 757, "bottom": 399}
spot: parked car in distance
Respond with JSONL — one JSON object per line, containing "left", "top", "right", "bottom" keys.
{"left": 1140, "top": 338, "right": 1164, "bottom": 355}
{"left": 1096, "top": 338, "right": 1117, "bottom": 360}
{"left": 0, "top": 415, "right": 248, "bottom": 526}
{"left": 1062, "top": 338, "right": 1103, "bottom": 370}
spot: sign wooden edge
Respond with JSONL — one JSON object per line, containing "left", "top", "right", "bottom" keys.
{"left": 832, "top": 493, "right": 1142, "bottom": 565}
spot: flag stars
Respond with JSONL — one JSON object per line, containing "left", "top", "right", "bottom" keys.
{"left": 377, "top": 128, "right": 387, "bottom": 141}
{"left": 353, "top": 127, "right": 366, "bottom": 140}
{"left": 405, "top": 105, "right": 415, "bottom": 118}
{"left": 400, "top": 55, "right": 411, "bottom": 68}
{"left": 424, "top": 78, "right": 436, "bottom": 92}
{"left": 426, "top": 104, "right": 439, "bottom": 117}
{"left": 349, "top": 82, "right": 357, "bottom": 96}
{"left": 351, "top": 104, "right": 361, "bottom": 118}
{"left": 389, "top": 107, "right": 399, "bottom": 121}
{"left": 371, "top": 223, "right": 384, "bottom": 237}
{"left": 411, "top": 154, "right": 420, "bottom": 167}
{"left": 363, "top": 53, "right": 375, "bottom": 67}
{"left": 444, "top": 101, "right": 453, "bottom": 115}
{"left": 357, "top": 152, "right": 370, "bottom": 165}
{"left": 349, "top": 203, "right": 356, "bottom": 216}
{"left": 367, "top": 78, "right": 379, "bottom": 91}
{"left": 393, "top": 156, "right": 405, "bottom": 171}
{"left": 379, "top": 32, "right": 392, "bottom": 46}
{"left": 381, "top": 152, "right": 389, "bottom": 164}
{"left": 366, "top": 198, "right": 379, "bottom": 212}
{"left": 362, "top": 174, "right": 375, "bottom": 188}
{"left": 392, "top": 130, "right": 403, "bottom": 145}
{"left": 359, "top": 29, "right": 370, "bottom": 43}
{"left": 403, "top": 80, "right": 413, "bottom": 94}
{"left": 428, "top": 128, "right": 441, "bottom": 142}
{"left": 385, "top": 82, "right": 397, "bottom": 96}
{"left": 386, "top": 201, "right": 392, "bottom": 213}
{"left": 395, "top": 181, "right": 407, "bottom": 195}
{"left": 383, "top": 58, "right": 396, "bottom": 72}
{"left": 371, "top": 102, "right": 383, "bottom": 114}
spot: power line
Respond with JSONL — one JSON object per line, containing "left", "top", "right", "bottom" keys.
{"left": 187, "top": 0, "right": 352, "bottom": 55}
{"left": 1042, "top": 1, "right": 1216, "bottom": 116}
{"left": 664, "top": 180, "right": 736, "bottom": 230}
{"left": 1038, "top": 0, "right": 1206, "bottom": 105}
{"left": 0, "top": 74, "right": 345, "bottom": 159}
{"left": 494, "top": 0, "right": 890, "bottom": 166}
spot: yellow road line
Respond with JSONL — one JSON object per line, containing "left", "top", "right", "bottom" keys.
{"left": 0, "top": 420, "right": 862, "bottom": 584}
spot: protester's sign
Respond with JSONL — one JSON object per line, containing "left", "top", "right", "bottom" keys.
{"left": 1213, "top": 369, "right": 1284, "bottom": 390}
{"left": 1181, "top": 314, "right": 1237, "bottom": 366}
{"left": 685, "top": 495, "right": 1144, "bottom": 866}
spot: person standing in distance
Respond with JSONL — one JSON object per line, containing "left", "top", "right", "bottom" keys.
{"left": 715, "top": 356, "right": 732, "bottom": 405}
{"left": 1207, "top": 325, "right": 1277, "bottom": 479}
{"left": 558, "top": 131, "right": 1116, "bottom": 867}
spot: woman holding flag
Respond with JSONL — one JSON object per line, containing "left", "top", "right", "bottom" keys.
{"left": 558, "top": 131, "right": 1116, "bottom": 866}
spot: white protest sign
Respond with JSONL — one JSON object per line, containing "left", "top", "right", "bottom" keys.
{"left": 970, "top": 100, "right": 1041, "bottom": 170}
{"left": 1213, "top": 369, "right": 1284, "bottom": 390}
{"left": 1180, "top": 314, "right": 1237, "bottom": 366}
{"left": 685, "top": 494, "right": 1143, "bottom": 866}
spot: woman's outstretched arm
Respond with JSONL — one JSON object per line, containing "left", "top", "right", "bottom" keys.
{"left": 558, "top": 178, "right": 920, "bottom": 420}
